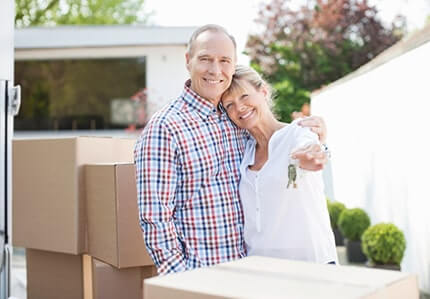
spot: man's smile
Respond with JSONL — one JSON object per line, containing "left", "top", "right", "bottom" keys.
{"left": 203, "top": 78, "right": 224, "bottom": 84}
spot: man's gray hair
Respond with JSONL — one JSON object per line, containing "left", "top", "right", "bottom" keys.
{"left": 187, "top": 24, "right": 237, "bottom": 57}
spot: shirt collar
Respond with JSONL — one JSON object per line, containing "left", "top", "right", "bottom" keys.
{"left": 181, "top": 79, "right": 223, "bottom": 119}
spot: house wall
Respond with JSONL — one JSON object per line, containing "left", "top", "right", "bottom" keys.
{"left": 311, "top": 41, "right": 430, "bottom": 294}
{"left": 15, "top": 45, "right": 189, "bottom": 118}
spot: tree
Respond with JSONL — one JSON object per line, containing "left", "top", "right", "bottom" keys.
{"left": 247, "top": 0, "right": 405, "bottom": 122}
{"left": 15, "top": 0, "right": 147, "bottom": 27}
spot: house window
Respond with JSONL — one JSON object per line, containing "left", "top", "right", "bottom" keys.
{"left": 14, "top": 57, "right": 147, "bottom": 131}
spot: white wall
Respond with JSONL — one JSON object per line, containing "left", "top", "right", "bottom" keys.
{"left": 0, "top": 0, "right": 14, "bottom": 81}
{"left": 312, "top": 41, "right": 430, "bottom": 293}
{"left": 144, "top": 46, "right": 189, "bottom": 117}
{"left": 15, "top": 45, "right": 189, "bottom": 118}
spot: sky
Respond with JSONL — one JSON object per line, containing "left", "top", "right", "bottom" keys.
{"left": 144, "top": 0, "right": 430, "bottom": 64}
{"left": 144, "top": 0, "right": 262, "bottom": 64}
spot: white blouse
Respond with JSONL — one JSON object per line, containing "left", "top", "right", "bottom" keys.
{"left": 240, "top": 121, "right": 338, "bottom": 264}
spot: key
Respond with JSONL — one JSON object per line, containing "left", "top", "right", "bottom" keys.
{"left": 287, "top": 163, "right": 297, "bottom": 189}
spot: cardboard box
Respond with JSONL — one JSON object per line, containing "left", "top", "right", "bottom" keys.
{"left": 27, "top": 249, "right": 157, "bottom": 299}
{"left": 145, "top": 256, "right": 419, "bottom": 299}
{"left": 85, "top": 163, "right": 153, "bottom": 268}
{"left": 26, "top": 249, "right": 84, "bottom": 299}
{"left": 84, "top": 255, "right": 157, "bottom": 299}
{"left": 13, "top": 137, "right": 136, "bottom": 254}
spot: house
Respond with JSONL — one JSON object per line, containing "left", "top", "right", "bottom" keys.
{"left": 14, "top": 25, "right": 196, "bottom": 131}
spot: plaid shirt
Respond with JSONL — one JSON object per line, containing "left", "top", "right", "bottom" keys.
{"left": 134, "top": 81, "right": 248, "bottom": 275}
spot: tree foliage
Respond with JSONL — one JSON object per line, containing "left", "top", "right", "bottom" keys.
{"left": 247, "top": 0, "right": 405, "bottom": 122}
{"left": 15, "top": 0, "right": 147, "bottom": 27}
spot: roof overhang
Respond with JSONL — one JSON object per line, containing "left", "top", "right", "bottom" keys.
{"left": 15, "top": 25, "right": 197, "bottom": 49}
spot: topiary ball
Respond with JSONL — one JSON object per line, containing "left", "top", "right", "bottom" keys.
{"left": 327, "top": 201, "right": 346, "bottom": 230}
{"left": 361, "top": 223, "right": 406, "bottom": 266}
{"left": 338, "top": 208, "right": 370, "bottom": 241}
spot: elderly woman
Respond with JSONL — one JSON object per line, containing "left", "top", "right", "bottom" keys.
{"left": 221, "top": 65, "right": 338, "bottom": 264}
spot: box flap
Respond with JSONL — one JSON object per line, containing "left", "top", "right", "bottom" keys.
{"left": 83, "top": 255, "right": 94, "bottom": 299}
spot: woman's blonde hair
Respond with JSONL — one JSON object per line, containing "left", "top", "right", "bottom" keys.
{"left": 223, "top": 65, "right": 273, "bottom": 107}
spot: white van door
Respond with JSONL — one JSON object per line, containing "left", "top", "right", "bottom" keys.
{"left": 1, "top": 1, "right": 21, "bottom": 298}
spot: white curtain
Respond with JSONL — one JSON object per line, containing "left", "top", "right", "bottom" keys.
{"left": 312, "top": 41, "right": 430, "bottom": 293}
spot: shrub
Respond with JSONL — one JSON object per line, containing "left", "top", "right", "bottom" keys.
{"left": 327, "top": 201, "right": 346, "bottom": 230}
{"left": 338, "top": 208, "right": 370, "bottom": 241}
{"left": 361, "top": 223, "right": 406, "bottom": 265}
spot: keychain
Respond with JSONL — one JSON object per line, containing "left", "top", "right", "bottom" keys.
{"left": 287, "top": 157, "right": 298, "bottom": 189}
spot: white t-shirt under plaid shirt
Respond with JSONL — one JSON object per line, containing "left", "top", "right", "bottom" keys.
{"left": 134, "top": 80, "right": 248, "bottom": 275}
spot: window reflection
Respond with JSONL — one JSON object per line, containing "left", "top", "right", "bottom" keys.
{"left": 15, "top": 57, "right": 147, "bottom": 131}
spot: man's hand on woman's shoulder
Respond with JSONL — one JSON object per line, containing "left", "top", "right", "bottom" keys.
{"left": 298, "top": 116, "right": 327, "bottom": 144}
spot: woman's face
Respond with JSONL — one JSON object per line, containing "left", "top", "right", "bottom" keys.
{"left": 222, "top": 79, "right": 269, "bottom": 130}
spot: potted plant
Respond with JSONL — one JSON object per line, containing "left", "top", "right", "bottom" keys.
{"left": 327, "top": 200, "right": 346, "bottom": 246}
{"left": 338, "top": 208, "right": 370, "bottom": 263}
{"left": 361, "top": 223, "right": 406, "bottom": 271}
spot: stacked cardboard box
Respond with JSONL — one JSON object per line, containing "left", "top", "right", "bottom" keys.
{"left": 26, "top": 250, "right": 156, "bottom": 299}
{"left": 85, "top": 163, "right": 152, "bottom": 268}
{"left": 13, "top": 137, "right": 156, "bottom": 299}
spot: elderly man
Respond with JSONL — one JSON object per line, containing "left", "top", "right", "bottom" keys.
{"left": 134, "top": 24, "right": 328, "bottom": 275}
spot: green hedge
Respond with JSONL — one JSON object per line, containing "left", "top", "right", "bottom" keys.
{"left": 338, "top": 208, "right": 370, "bottom": 241}
{"left": 327, "top": 200, "right": 346, "bottom": 230}
{"left": 361, "top": 223, "right": 406, "bottom": 265}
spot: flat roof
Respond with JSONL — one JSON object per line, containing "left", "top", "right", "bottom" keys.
{"left": 15, "top": 25, "right": 197, "bottom": 49}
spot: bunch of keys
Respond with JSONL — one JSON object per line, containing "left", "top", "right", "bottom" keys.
{"left": 287, "top": 157, "right": 298, "bottom": 189}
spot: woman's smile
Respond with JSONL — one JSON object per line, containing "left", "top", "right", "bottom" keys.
{"left": 239, "top": 109, "right": 255, "bottom": 120}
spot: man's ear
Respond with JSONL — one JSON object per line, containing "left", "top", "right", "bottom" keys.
{"left": 185, "top": 52, "right": 191, "bottom": 71}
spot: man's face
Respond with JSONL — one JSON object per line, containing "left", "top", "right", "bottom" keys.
{"left": 186, "top": 31, "right": 236, "bottom": 105}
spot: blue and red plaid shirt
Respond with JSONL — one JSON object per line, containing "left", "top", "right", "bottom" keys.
{"left": 134, "top": 80, "right": 248, "bottom": 275}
